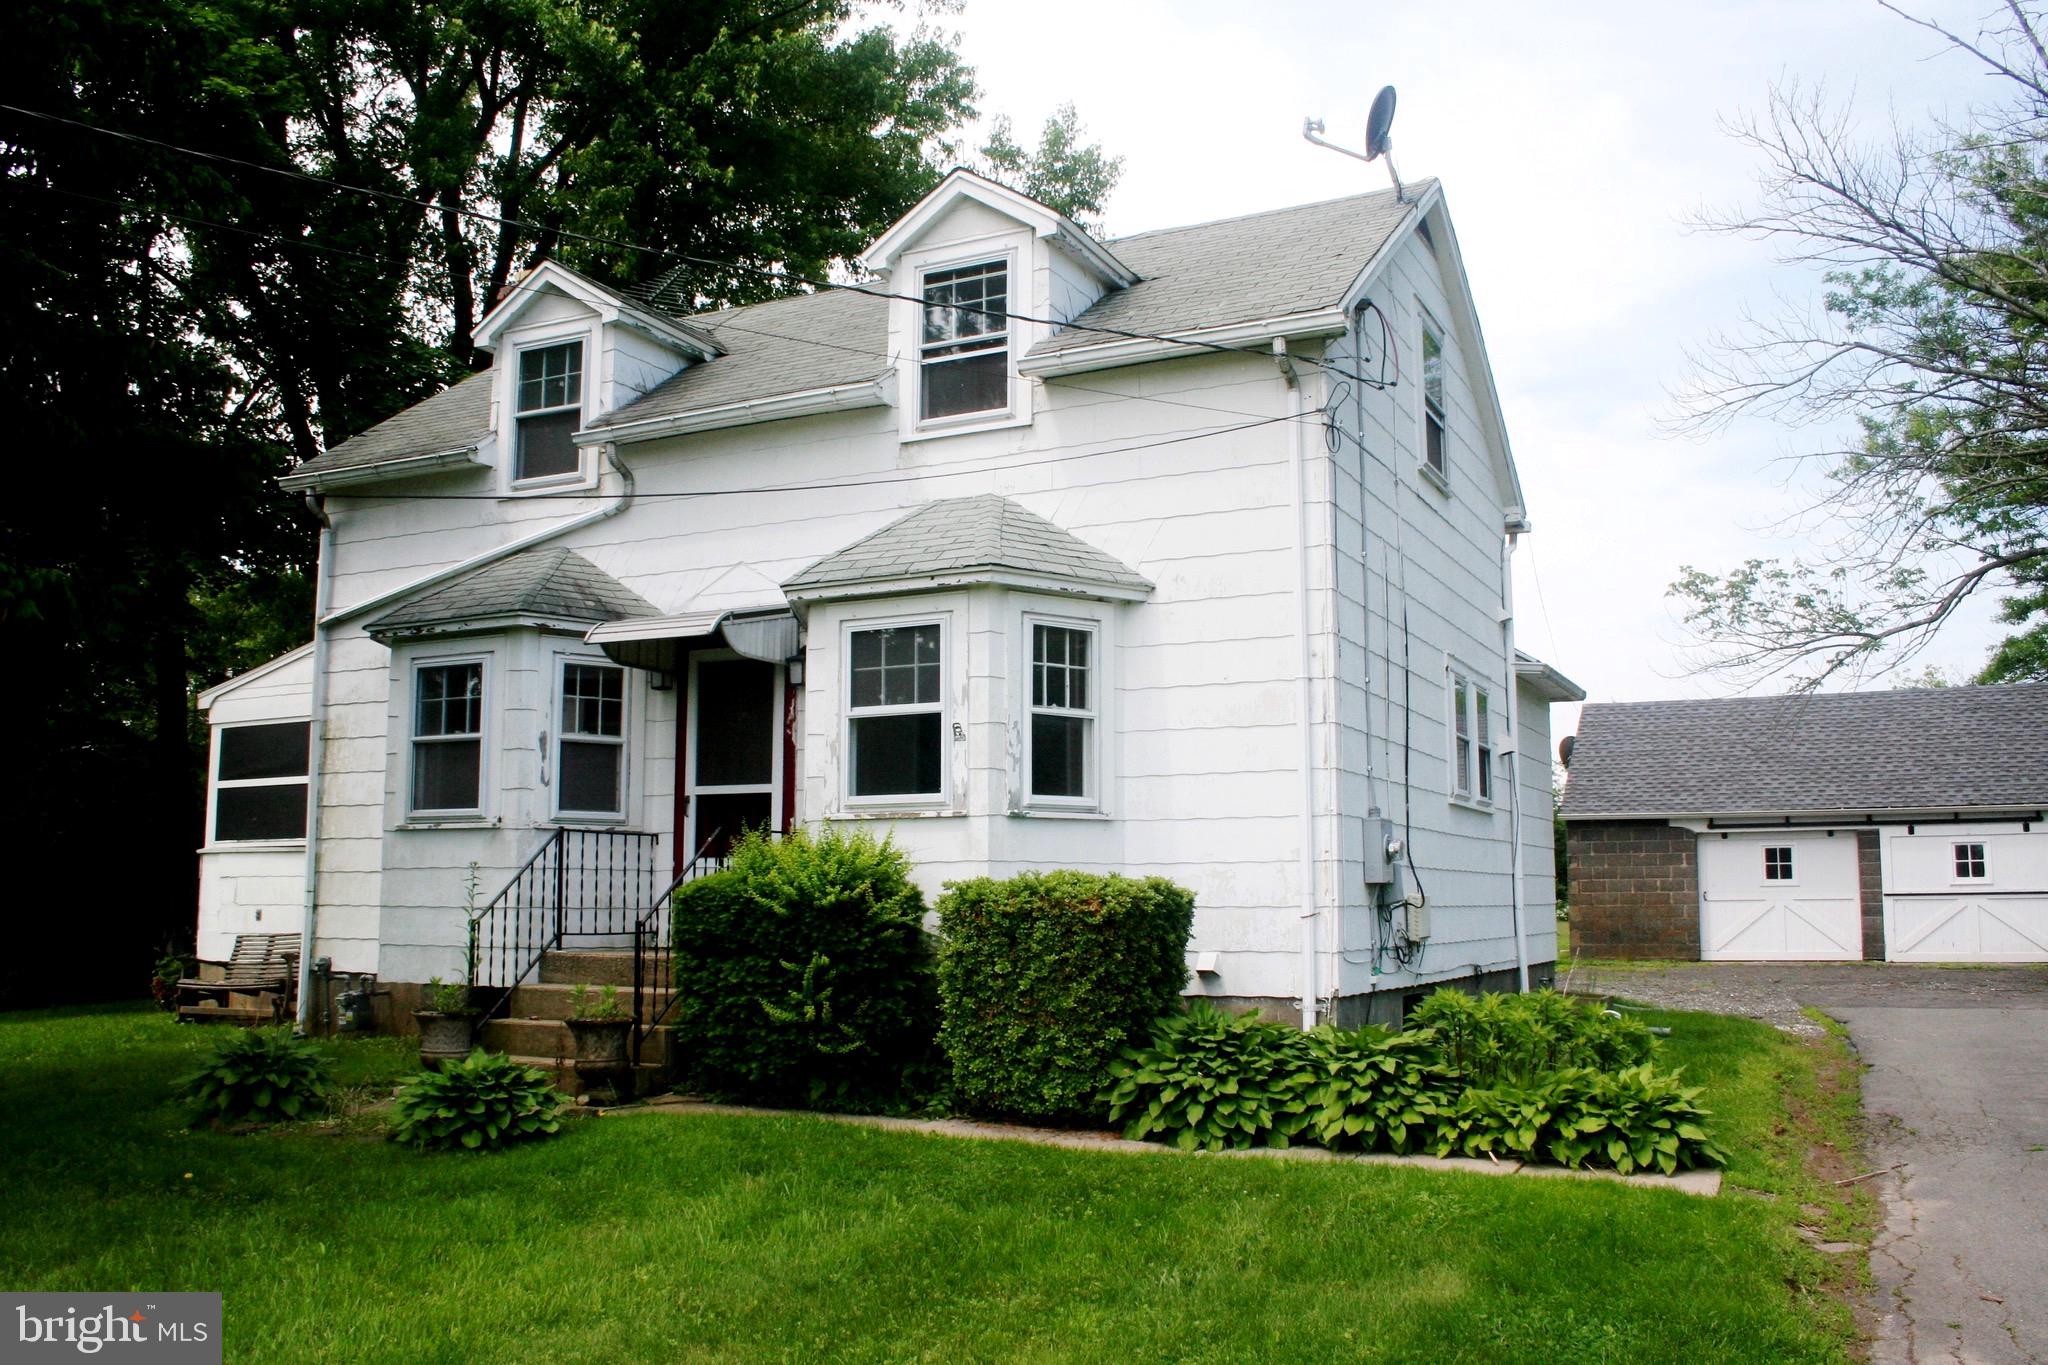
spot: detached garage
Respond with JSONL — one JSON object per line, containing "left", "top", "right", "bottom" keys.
{"left": 1561, "top": 683, "right": 2048, "bottom": 963}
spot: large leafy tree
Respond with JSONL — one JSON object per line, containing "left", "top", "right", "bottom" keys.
{"left": 1672, "top": 1, "right": 2048, "bottom": 687}
{"left": 1, "top": 0, "right": 1117, "bottom": 1003}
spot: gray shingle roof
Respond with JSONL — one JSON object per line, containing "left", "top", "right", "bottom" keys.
{"left": 783, "top": 495, "right": 1151, "bottom": 596}
{"left": 587, "top": 287, "right": 888, "bottom": 435}
{"left": 367, "top": 547, "right": 658, "bottom": 637}
{"left": 1027, "top": 183, "right": 1427, "bottom": 358}
{"left": 1560, "top": 684, "right": 2048, "bottom": 818}
{"left": 302, "top": 183, "right": 1427, "bottom": 473}
{"left": 291, "top": 370, "right": 495, "bottom": 480}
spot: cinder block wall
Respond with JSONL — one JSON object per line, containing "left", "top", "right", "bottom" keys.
{"left": 1857, "top": 830, "right": 1885, "bottom": 960}
{"left": 1564, "top": 821, "right": 1700, "bottom": 958}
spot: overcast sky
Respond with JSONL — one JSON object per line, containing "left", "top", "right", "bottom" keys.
{"left": 927, "top": 0, "right": 2018, "bottom": 735}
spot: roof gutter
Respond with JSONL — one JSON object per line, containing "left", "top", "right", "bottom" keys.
{"left": 579, "top": 376, "right": 891, "bottom": 447}
{"left": 278, "top": 446, "right": 482, "bottom": 493}
{"left": 1560, "top": 806, "right": 2048, "bottom": 824}
{"left": 1022, "top": 309, "right": 1349, "bottom": 379}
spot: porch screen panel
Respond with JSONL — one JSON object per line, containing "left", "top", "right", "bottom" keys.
{"left": 213, "top": 721, "right": 309, "bottom": 841}
{"left": 694, "top": 659, "right": 775, "bottom": 787}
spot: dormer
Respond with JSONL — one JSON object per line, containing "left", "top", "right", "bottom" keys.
{"left": 470, "top": 260, "right": 721, "bottom": 494}
{"left": 859, "top": 170, "right": 1137, "bottom": 440}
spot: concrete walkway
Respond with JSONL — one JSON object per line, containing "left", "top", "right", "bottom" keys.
{"left": 1567, "top": 962, "right": 2048, "bottom": 1363}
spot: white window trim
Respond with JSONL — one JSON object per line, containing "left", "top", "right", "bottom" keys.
{"left": 1416, "top": 304, "right": 1450, "bottom": 493}
{"left": 841, "top": 613, "right": 951, "bottom": 811}
{"left": 1445, "top": 659, "right": 1494, "bottom": 810}
{"left": 1952, "top": 840, "right": 1990, "bottom": 883}
{"left": 1022, "top": 613, "right": 1100, "bottom": 812}
{"left": 406, "top": 652, "right": 493, "bottom": 821}
{"left": 1762, "top": 844, "right": 1800, "bottom": 886}
{"left": 901, "top": 241, "right": 1030, "bottom": 440}
{"left": 682, "top": 649, "right": 785, "bottom": 852}
{"left": 205, "top": 718, "right": 310, "bottom": 849}
{"left": 501, "top": 323, "right": 598, "bottom": 494}
{"left": 550, "top": 652, "right": 631, "bottom": 825}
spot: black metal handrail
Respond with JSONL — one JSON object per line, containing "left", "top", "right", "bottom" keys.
{"left": 469, "top": 828, "right": 662, "bottom": 1019}
{"left": 631, "top": 829, "right": 728, "bottom": 1064}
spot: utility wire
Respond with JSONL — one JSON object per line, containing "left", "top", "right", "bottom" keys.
{"left": 0, "top": 100, "right": 1396, "bottom": 391}
{"left": 334, "top": 412, "right": 1301, "bottom": 502}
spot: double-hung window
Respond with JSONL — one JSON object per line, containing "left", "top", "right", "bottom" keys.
{"left": 515, "top": 341, "right": 583, "bottom": 481}
{"left": 847, "top": 623, "right": 943, "bottom": 800}
{"left": 412, "top": 661, "right": 484, "bottom": 815}
{"left": 1448, "top": 667, "right": 1493, "bottom": 803}
{"left": 920, "top": 262, "right": 1009, "bottom": 421}
{"left": 1420, "top": 316, "right": 1447, "bottom": 481}
{"left": 557, "top": 662, "right": 626, "bottom": 819}
{"left": 1029, "top": 623, "right": 1095, "bottom": 803}
{"left": 212, "top": 722, "right": 310, "bottom": 842}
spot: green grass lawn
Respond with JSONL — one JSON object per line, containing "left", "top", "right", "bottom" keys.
{"left": 0, "top": 1003, "right": 1868, "bottom": 1363}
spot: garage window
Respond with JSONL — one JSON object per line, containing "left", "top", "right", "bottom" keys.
{"left": 1954, "top": 842, "right": 1988, "bottom": 879}
{"left": 1763, "top": 845, "right": 1795, "bottom": 881}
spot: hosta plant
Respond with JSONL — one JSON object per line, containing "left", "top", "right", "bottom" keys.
{"left": 177, "top": 1028, "right": 333, "bottom": 1124}
{"left": 1544, "top": 1065, "right": 1726, "bottom": 1174}
{"left": 392, "top": 1049, "right": 567, "bottom": 1152}
{"left": 1290, "top": 1025, "right": 1456, "bottom": 1153}
{"left": 1101, "top": 1003, "right": 1315, "bottom": 1151}
{"left": 1406, "top": 988, "right": 1656, "bottom": 1086}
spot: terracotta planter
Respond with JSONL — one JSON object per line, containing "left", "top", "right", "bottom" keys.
{"left": 413, "top": 1010, "right": 479, "bottom": 1069}
{"left": 565, "top": 1017, "right": 635, "bottom": 1102}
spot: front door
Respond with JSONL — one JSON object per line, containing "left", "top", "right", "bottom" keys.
{"left": 684, "top": 651, "right": 784, "bottom": 862}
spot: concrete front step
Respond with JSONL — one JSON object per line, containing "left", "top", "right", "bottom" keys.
{"left": 506, "top": 1055, "right": 670, "bottom": 1098}
{"left": 481, "top": 1015, "right": 676, "bottom": 1066}
{"left": 507, "top": 981, "right": 667, "bottom": 1024}
{"left": 537, "top": 950, "right": 640, "bottom": 987}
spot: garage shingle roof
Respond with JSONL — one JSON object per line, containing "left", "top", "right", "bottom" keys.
{"left": 784, "top": 495, "right": 1151, "bottom": 596}
{"left": 1560, "top": 684, "right": 2048, "bottom": 818}
{"left": 367, "top": 547, "right": 657, "bottom": 637}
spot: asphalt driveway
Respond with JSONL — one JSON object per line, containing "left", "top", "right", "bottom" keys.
{"left": 1568, "top": 962, "right": 2048, "bottom": 1364}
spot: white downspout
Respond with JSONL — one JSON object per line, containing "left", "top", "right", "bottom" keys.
{"left": 293, "top": 444, "right": 638, "bottom": 1030}
{"left": 1503, "top": 530, "right": 1530, "bottom": 993}
{"left": 1276, "top": 339, "right": 1318, "bottom": 1030}
{"left": 295, "top": 498, "right": 335, "bottom": 1032}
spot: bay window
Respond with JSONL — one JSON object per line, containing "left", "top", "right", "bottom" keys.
{"left": 1028, "top": 622, "right": 1095, "bottom": 803}
{"left": 847, "top": 622, "right": 944, "bottom": 800}
{"left": 412, "top": 660, "right": 484, "bottom": 815}
{"left": 557, "top": 661, "right": 625, "bottom": 819}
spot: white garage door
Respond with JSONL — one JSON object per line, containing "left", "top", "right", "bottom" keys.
{"left": 1882, "top": 824, "right": 2048, "bottom": 963}
{"left": 1698, "top": 831, "right": 1862, "bottom": 960}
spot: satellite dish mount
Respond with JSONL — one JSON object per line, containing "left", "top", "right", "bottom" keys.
{"left": 1302, "top": 85, "right": 1406, "bottom": 202}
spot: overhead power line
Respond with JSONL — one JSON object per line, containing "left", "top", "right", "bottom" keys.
{"left": 0, "top": 100, "right": 1396, "bottom": 390}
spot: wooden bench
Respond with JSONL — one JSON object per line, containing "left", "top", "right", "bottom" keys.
{"left": 177, "top": 933, "right": 300, "bottom": 1024}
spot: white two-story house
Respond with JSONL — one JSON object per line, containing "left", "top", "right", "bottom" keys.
{"left": 196, "top": 168, "right": 1580, "bottom": 1033}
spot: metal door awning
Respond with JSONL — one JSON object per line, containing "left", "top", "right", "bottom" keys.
{"left": 585, "top": 606, "right": 800, "bottom": 672}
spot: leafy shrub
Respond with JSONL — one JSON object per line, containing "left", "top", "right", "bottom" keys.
{"left": 1406, "top": 988, "right": 1655, "bottom": 1086}
{"left": 1292, "top": 1025, "right": 1456, "bottom": 1153}
{"left": 938, "top": 870, "right": 1195, "bottom": 1120}
{"left": 567, "top": 983, "right": 626, "bottom": 1021}
{"left": 392, "top": 1049, "right": 567, "bottom": 1152}
{"left": 1425, "top": 1066, "right": 1724, "bottom": 1174}
{"left": 1102, "top": 1003, "right": 1315, "bottom": 1151}
{"left": 177, "top": 1028, "right": 332, "bottom": 1124}
{"left": 670, "top": 827, "right": 936, "bottom": 1108}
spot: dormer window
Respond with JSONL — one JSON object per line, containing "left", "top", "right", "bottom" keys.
{"left": 920, "top": 261, "right": 1009, "bottom": 422}
{"left": 516, "top": 341, "right": 584, "bottom": 481}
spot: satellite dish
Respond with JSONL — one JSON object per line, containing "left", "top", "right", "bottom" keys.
{"left": 1558, "top": 735, "right": 1576, "bottom": 770}
{"left": 1364, "top": 86, "right": 1397, "bottom": 161}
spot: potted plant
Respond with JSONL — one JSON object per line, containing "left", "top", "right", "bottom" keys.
{"left": 564, "top": 983, "right": 635, "bottom": 1102}
{"left": 413, "top": 977, "right": 481, "bottom": 1069}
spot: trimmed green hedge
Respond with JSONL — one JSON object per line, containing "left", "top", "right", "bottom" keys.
{"left": 670, "top": 827, "right": 937, "bottom": 1108}
{"left": 936, "top": 870, "right": 1194, "bottom": 1120}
